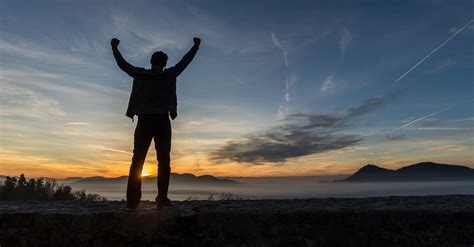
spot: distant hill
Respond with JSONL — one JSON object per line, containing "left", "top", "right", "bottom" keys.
{"left": 169, "top": 173, "right": 237, "bottom": 184}
{"left": 73, "top": 173, "right": 238, "bottom": 185}
{"left": 74, "top": 176, "right": 128, "bottom": 184}
{"left": 344, "top": 162, "right": 474, "bottom": 182}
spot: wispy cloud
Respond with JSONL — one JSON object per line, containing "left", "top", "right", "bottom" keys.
{"left": 338, "top": 26, "right": 352, "bottom": 59}
{"left": 189, "top": 121, "right": 201, "bottom": 126}
{"left": 448, "top": 23, "right": 474, "bottom": 34}
{"left": 277, "top": 73, "right": 298, "bottom": 119}
{"left": 0, "top": 39, "right": 87, "bottom": 65}
{"left": 430, "top": 58, "right": 456, "bottom": 73}
{"left": 0, "top": 64, "right": 128, "bottom": 97}
{"left": 0, "top": 83, "right": 66, "bottom": 120}
{"left": 346, "top": 90, "right": 402, "bottom": 117}
{"left": 212, "top": 91, "right": 401, "bottom": 164}
{"left": 271, "top": 32, "right": 288, "bottom": 67}
{"left": 427, "top": 144, "right": 466, "bottom": 152}
{"left": 271, "top": 33, "right": 296, "bottom": 119}
{"left": 319, "top": 74, "right": 346, "bottom": 96}
{"left": 85, "top": 144, "right": 132, "bottom": 155}
{"left": 320, "top": 75, "right": 336, "bottom": 95}
{"left": 416, "top": 127, "right": 473, "bottom": 131}
{"left": 66, "top": 122, "right": 93, "bottom": 125}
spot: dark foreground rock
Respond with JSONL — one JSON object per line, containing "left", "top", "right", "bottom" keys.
{"left": 1, "top": 195, "right": 473, "bottom": 247}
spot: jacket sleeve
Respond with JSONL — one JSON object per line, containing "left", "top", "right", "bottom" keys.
{"left": 167, "top": 44, "right": 199, "bottom": 77}
{"left": 112, "top": 47, "right": 141, "bottom": 78}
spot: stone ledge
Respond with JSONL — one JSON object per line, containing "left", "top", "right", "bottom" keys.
{"left": 1, "top": 195, "right": 473, "bottom": 247}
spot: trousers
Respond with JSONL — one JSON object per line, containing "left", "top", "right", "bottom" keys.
{"left": 126, "top": 113, "right": 171, "bottom": 204}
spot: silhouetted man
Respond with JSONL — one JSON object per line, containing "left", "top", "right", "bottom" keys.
{"left": 111, "top": 37, "right": 200, "bottom": 209}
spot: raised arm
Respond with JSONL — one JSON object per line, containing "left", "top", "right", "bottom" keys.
{"left": 168, "top": 37, "right": 200, "bottom": 76}
{"left": 111, "top": 38, "right": 141, "bottom": 78}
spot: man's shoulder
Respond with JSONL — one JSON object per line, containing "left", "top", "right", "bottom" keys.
{"left": 163, "top": 67, "right": 179, "bottom": 76}
{"left": 135, "top": 67, "right": 150, "bottom": 72}
{"left": 133, "top": 68, "right": 173, "bottom": 78}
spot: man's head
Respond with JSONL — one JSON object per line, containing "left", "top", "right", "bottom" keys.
{"left": 150, "top": 51, "right": 168, "bottom": 68}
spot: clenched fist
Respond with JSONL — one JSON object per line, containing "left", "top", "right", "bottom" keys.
{"left": 169, "top": 111, "right": 177, "bottom": 120}
{"left": 111, "top": 38, "right": 120, "bottom": 48}
{"left": 193, "top": 37, "right": 201, "bottom": 46}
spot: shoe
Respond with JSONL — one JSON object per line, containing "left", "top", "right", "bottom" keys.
{"left": 126, "top": 202, "right": 139, "bottom": 211}
{"left": 156, "top": 197, "right": 173, "bottom": 208}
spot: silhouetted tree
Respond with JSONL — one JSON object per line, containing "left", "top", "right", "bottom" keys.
{"left": 44, "top": 179, "right": 57, "bottom": 200}
{"left": 33, "top": 178, "right": 47, "bottom": 200}
{"left": 15, "top": 174, "right": 27, "bottom": 200}
{"left": 74, "top": 189, "right": 87, "bottom": 201}
{"left": 86, "top": 193, "right": 106, "bottom": 201}
{"left": 53, "top": 185, "right": 75, "bottom": 201}
{"left": 25, "top": 178, "right": 36, "bottom": 199}
{"left": 1, "top": 176, "right": 17, "bottom": 200}
{"left": 0, "top": 174, "right": 107, "bottom": 201}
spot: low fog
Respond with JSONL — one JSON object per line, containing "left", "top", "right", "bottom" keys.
{"left": 60, "top": 176, "right": 474, "bottom": 201}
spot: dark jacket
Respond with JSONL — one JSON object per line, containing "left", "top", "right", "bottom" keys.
{"left": 112, "top": 44, "right": 199, "bottom": 120}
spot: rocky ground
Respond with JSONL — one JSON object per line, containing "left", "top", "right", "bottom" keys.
{"left": 1, "top": 195, "right": 473, "bottom": 246}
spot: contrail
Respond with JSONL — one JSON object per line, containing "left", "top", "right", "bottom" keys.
{"left": 396, "top": 19, "right": 473, "bottom": 82}
{"left": 271, "top": 32, "right": 292, "bottom": 118}
{"left": 271, "top": 32, "right": 288, "bottom": 67}
{"left": 391, "top": 107, "right": 450, "bottom": 132}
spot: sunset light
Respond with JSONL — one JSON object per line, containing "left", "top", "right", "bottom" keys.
{"left": 0, "top": 1, "right": 472, "bottom": 179}
{"left": 1, "top": 2, "right": 473, "bottom": 245}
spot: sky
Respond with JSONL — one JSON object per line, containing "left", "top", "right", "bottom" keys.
{"left": 0, "top": 0, "right": 473, "bottom": 178}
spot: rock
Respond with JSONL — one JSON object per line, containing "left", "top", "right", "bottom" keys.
{"left": 0, "top": 196, "right": 473, "bottom": 246}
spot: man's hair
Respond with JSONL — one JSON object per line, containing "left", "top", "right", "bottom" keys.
{"left": 150, "top": 51, "right": 168, "bottom": 67}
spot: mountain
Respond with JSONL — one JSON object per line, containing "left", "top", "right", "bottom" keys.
{"left": 344, "top": 164, "right": 395, "bottom": 181}
{"left": 73, "top": 173, "right": 238, "bottom": 185}
{"left": 74, "top": 176, "right": 128, "bottom": 184}
{"left": 169, "top": 173, "right": 237, "bottom": 184}
{"left": 344, "top": 162, "right": 474, "bottom": 182}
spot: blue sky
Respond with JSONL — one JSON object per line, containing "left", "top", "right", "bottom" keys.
{"left": 0, "top": 0, "right": 473, "bottom": 178}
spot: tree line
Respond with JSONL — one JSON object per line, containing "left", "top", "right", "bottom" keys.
{"left": 0, "top": 174, "right": 106, "bottom": 201}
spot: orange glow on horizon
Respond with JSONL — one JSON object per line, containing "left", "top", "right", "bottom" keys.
{"left": 141, "top": 168, "right": 149, "bottom": 177}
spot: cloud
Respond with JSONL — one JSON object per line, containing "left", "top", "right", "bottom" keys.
{"left": 320, "top": 75, "right": 336, "bottom": 95}
{"left": 0, "top": 64, "right": 128, "bottom": 97}
{"left": 416, "top": 127, "right": 473, "bottom": 131}
{"left": 189, "top": 121, "right": 201, "bottom": 126}
{"left": 66, "top": 122, "right": 93, "bottom": 125}
{"left": 0, "top": 83, "right": 66, "bottom": 121}
{"left": 427, "top": 144, "right": 466, "bottom": 152}
{"left": 288, "top": 112, "right": 347, "bottom": 129}
{"left": 448, "top": 22, "right": 474, "bottom": 34}
{"left": 0, "top": 39, "right": 87, "bottom": 65}
{"left": 278, "top": 73, "right": 298, "bottom": 119}
{"left": 211, "top": 116, "right": 361, "bottom": 164}
{"left": 346, "top": 90, "right": 402, "bottom": 117}
{"left": 385, "top": 134, "right": 406, "bottom": 141}
{"left": 320, "top": 74, "right": 346, "bottom": 95}
{"left": 271, "top": 32, "right": 288, "bottom": 67}
{"left": 85, "top": 144, "right": 132, "bottom": 155}
{"left": 430, "top": 59, "right": 456, "bottom": 73}
{"left": 211, "top": 91, "right": 401, "bottom": 164}
{"left": 271, "top": 33, "right": 296, "bottom": 119}
{"left": 338, "top": 27, "right": 352, "bottom": 59}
